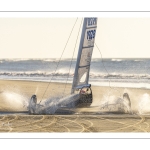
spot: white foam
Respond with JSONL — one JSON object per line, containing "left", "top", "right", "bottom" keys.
{"left": 1, "top": 91, "right": 29, "bottom": 110}
{"left": 35, "top": 94, "right": 79, "bottom": 114}
{"left": 138, "top": 93, "right": 150, "bottom": 114}
{"left": 43, "top": 58, "right": 57, "bottom": 62}
{"left": 111, "top": 59, "right": 122, "bottom": 62}
{"left": 134, "top": 59, "right": 144, "bottom": 62}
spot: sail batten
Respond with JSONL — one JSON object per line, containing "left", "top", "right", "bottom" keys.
{"left": 71, "top": 18, "right": 98, "bottom": 94}
{"left": 82, "top": 46, "right": 94, "bottom": 48}
{"left": 79, "top": 65, "right": 90, "bottom": 68}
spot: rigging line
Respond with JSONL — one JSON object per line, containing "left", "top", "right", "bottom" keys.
{"left": 62, "top": 18, "right": 83, "bottom": 98}
{"left": 95, "top": 43, "right": 122, "bottom": 98}
{"left": 39, "top": 18, "right": 78, "bottom": 104}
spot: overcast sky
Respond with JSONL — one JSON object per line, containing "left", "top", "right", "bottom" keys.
{"left": 0, "top": 17, "right": 150, "bottom": 58}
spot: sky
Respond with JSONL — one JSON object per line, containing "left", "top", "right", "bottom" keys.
{"left": 0, "top": 17, "right": 150, "bottom": 58}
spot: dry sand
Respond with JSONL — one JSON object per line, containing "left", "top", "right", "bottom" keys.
{"left": 0, "top": 79, "right": 150, "bottom": 132}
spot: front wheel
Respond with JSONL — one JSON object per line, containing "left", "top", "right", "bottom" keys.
{"left": 29, "top": 95, "right": 37, "bottom": 114}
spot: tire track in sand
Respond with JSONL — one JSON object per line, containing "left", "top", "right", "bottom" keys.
{"left": 77, "top": 117, "right": 94, "bottom": 132}
{"left": 90, "top": 115, "right": 147, "bottom": 132}
{"left": 26, "top": 116, "right": 57, "bottom": 132}
{"left": 144, "top": 122, "right": 149, "bottom": 130}
{"left": 10, "top": 115, "right": 45, "bottom": 132}
{"left": 55, "top": 116, "right": 80, "bottom": 132}
{"left": 56, "top": 115, "right": 85, "bottom": 132}
{"left": 9, "top": 115, "right": 36, "bottom": 132}
{"left": 21, "top": 115, "right": 46, "bottom": 132}
{"left": 0, "top": 116, "right": 6, "bottom": 121}
{"left": 0, "top": 115, "right": 18, "bottom": 132}
{"left": 7, "top": 115, "right": 19, "bottom": 132}
{"left": 10, "top": 116, "right": 37, "bottom": 132}
{"left": 33, "top": 116, "right": 70, "bottom": 132}
{"left": 104, "top": 115, "right": 146, "bottom": 132}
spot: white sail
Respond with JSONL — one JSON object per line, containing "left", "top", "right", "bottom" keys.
{"left": 71, "top": 18, "right": 97, "bottom": 93}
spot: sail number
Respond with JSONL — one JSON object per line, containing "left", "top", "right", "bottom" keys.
{"left": 88, "top": 18, "right": 97, "bottom": 26}
{"left": 87, "top": 30, "right": 96, "bottom": 40}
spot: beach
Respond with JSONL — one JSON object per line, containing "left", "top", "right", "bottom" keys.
{"left": 0, "top": 80, "right": 150, "bottom": 132}
{"left": 1, "top": 79, "right": 150, "bottom": 112}
{"left": 0, "top": 114, "right": 149, "bottom": 132}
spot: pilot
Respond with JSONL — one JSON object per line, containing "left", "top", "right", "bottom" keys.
{"left": 80, "top": 89, "right": 85, "bottom": 94}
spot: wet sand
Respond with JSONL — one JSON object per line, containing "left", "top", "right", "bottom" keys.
{"left": 0, "top": 80, "right": 150, "bottom": 132}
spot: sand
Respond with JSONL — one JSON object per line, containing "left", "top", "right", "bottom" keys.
{"left": 0, "top": 114, "right": 149, "bottom": 132}
{"left": 0, "top": 79, "right": 150, "bottom": 132}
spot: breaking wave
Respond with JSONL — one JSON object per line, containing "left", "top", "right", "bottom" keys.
{"left": 134, "top": 59, "right": 144, "bottom": 62}
{"left": 90, "top": 73, "right": 150, "bottom": 80}
{"left": 111, "top": 59, "right": 122, "bottom": 62}
{"left": 0, "top": 58, "right": 75, "bottom": 62}
{"left": 0, "top": 71, "right": 150, "bottom": 80}
{"left": 0, "top": 58, "right": 36, "bottom": 62}
{"left": 0, "top": 71, "right": 74, "bottom": 77}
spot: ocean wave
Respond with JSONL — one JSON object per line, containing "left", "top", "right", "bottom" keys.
{"left": 0, "top": 58, "right": 57, "bottom": 62}
{"left": 0, "top": 58, "right": 34, "bottom": 62}
{"left": 43, "top": 59, "right": 57, "bottom": 62}
{"left": 89, "top": 72, "right": 150, "bottom": 79}
{"left": 0, "top": 58, "right": 75, "bottom": 62}
{"left": 0, "top": 71, "right": 150, "bottom": 80}
{"left": 111, "top": 59, "right": 122, "bottom": 62}
{"left": 0, "top": 71, "right": 74, "bottom": 77}
{"left": 134, "top": 59, "right": 144, "bottom": 62}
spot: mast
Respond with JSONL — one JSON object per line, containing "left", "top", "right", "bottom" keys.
{"left": 71, "top": 18, "right": 97, "bottom": 94}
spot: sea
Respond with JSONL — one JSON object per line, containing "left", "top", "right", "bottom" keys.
{"left": 0, "top": 58, "right": 150, "bottom": 89}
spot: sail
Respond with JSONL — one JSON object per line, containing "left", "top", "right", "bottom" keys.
{"left": 71, "top": 18, "right": 97, "bottom": 93}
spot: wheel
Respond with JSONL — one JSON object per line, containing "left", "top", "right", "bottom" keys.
{"left": 29, "top": 95, "right": 37, "bottom": 114}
